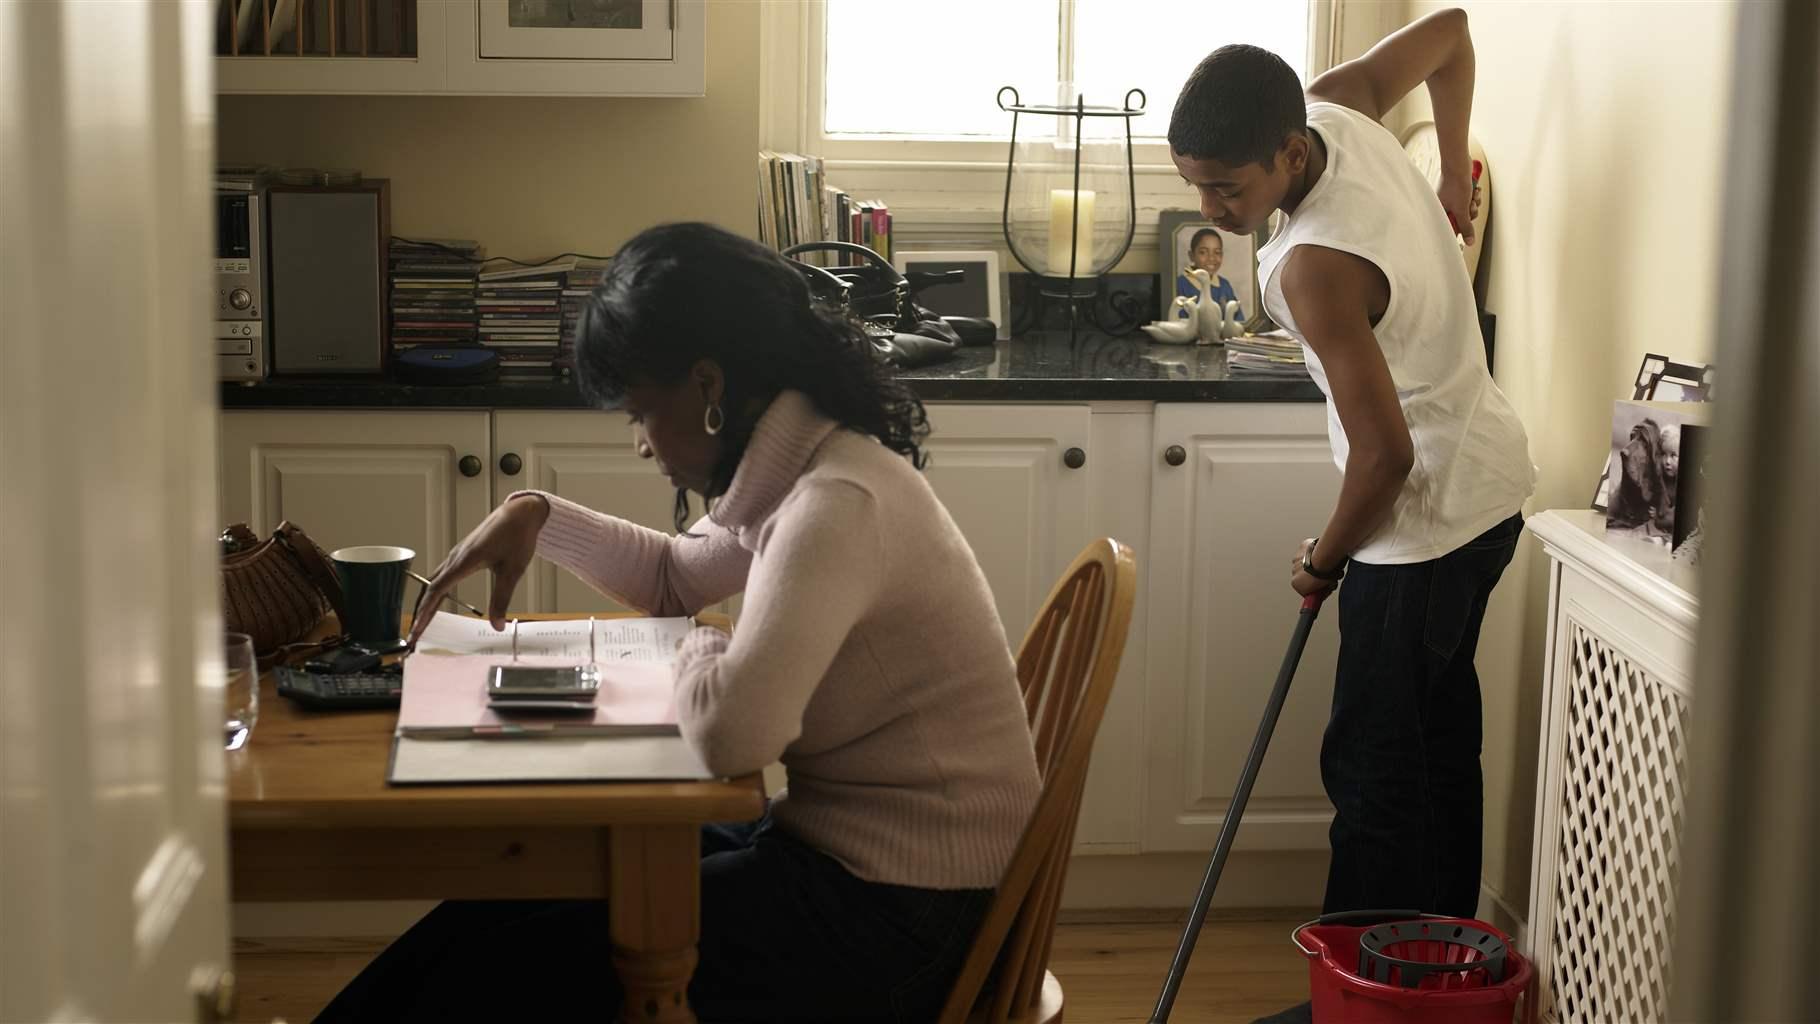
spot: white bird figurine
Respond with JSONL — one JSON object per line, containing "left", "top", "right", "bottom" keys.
{"left": 1141, "top": 296, "right": 1201, "bottom": 344}
{"left": 1187, "top": 267, "right": 1225, "bottom": 345}
{"left": 1222, "top": 298, "right": 1245, "bottom": 339}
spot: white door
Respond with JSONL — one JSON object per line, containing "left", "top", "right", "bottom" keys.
{"left": 1143, "top": 403, "right": 1343, "bottom": 853}
{"left": 218, "top": 410, "right": 493, "bottom": 610}
{"left": 921, "top": 404, "right": 1093, "bottom": 661}
{"left": 493, "top": 410, "right": 694, "bottom": 614}
{"left": 1, "top": 2, "right": 230, "bottom": 1021}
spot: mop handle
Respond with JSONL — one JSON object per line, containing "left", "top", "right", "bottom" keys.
{"left": 1149, "top": 587, "right": 1332, "bottom": 1024}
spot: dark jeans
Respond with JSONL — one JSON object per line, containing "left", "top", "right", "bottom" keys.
{"left": 1319, "top": 514, "right": 1522, "bottom": 919}
{"left": 315, "top": 811, "right": 992, "bottom": 1023}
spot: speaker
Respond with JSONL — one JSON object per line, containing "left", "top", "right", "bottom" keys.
{"left": 267, "top": 180, "right": 389, "bottom": 373}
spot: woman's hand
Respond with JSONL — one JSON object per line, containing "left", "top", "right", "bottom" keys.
{"left": 1437, "top": 167, "right": 1481, "bottom": 246}
{"left": 406, "top": 494, "right": 550, "bottom": 647}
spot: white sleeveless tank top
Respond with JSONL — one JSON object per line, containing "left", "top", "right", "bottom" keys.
{"left": 1258, "top": 101, "right": 1535, "bottom": 564}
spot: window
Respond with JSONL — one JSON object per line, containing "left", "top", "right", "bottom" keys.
{"left": 823, "top": 0, "right": 1312, "bottom": 143}
{"left": 761, "top": 0, "right": 1350, "bottom": 240}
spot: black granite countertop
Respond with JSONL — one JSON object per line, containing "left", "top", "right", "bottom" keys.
{"left": 219, "top": 331, "right": 1322, "bottom": 409}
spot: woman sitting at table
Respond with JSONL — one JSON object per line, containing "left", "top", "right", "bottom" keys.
{"left": 316, "top": 222, "right": 1043, "bottom": 1024}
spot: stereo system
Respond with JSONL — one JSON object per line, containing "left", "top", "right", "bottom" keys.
{"left": 215, "top": 170, "right": 391, "bottom": 380}
{"left": 215, "top": 166, "right": 270, "bottom": 380}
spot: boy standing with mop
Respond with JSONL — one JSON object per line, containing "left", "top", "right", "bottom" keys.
{"left": 1167, "top": 11, "right": 1534, "bottom": 1020}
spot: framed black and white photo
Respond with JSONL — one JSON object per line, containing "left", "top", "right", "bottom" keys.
{"left": 892, "top": 250, "right": 1007, "bottom": 340}
{"left": 1156, "top": 209, "right": 1257, "bottom": 324}
{"left": 480, "top": 0, "right": 672, "bottom": 60}
{"left": 1591, "top": 400, "right": 1711, "bottom": 532}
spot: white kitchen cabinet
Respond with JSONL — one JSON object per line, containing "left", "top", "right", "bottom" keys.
{"left": 217, "top": 410, "right": 493, "bottom": 610}
{"left": 215, "top": 399, "right": 1342, "bottom": 874}
{"left": 1141, "top": 402, "right": 1343, "bottom": 853}
{"left": 921, "top": 404, "right": 1094, "bottom": 653}
{"left": 491, "top": 410, "right": 689, "bottom": 615}
{"left": 217, "top": 0, "right": 704, "bottom": 96}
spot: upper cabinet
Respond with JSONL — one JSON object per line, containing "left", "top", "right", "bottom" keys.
{"left": 216, "top": 0, "right": 706, "bottom": 96}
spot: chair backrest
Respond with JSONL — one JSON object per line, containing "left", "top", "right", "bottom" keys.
{"left": 937, "top": 537, "right": 1138, "bottom": 1023}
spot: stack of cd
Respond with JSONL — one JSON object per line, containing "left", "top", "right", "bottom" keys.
{"left": 557, "top": 259, "right": 609, "bottom": 376}
{"left": 389, "top": 238, "right": 482, "bottom": 351}
{"left": 477, "top": 262, "right": 567, "bottom": 378}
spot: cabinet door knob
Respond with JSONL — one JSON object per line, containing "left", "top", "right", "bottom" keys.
{"left": 458, "top": 455, "right": 482, "bottom": 478}
{"left": 499, "top": 452, "right": 523, "bottom": 476}
{"left": 1164, "top": 444, "right": 1187, "bottom": 466}
{"left": 1063, "top": 447, "right": 1086, "bottom": 470}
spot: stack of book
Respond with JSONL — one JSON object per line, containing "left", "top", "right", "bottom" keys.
{"left": 558, "top": 258, "right": 609, "bottom": 376}
{"left": 477, "top": 263, "right": 567, "bottom": 378}
{"left": 1226, "top": 332, "right": 1312, "bottom": 378}
{"left": 388, "top": 238, "right": 481, "bottom": 351}
{"left": 757, "top": 150, "right": 891, "bottom": 263}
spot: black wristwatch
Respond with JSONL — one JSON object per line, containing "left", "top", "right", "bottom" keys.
{"left": 1302, "top": 538, "right": 1348, "bottom": 582}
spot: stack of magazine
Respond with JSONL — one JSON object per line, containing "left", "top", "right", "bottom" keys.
{"left": 1226, "top": 331, "right": 1311, "bottom": 377}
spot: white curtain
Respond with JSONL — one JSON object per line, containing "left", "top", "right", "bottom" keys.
{"left": 0, "top": 2, "right": 227, "bottom": 1019}
{"left": 1671, "top": 0, "right": 1820, "bottom": 1018}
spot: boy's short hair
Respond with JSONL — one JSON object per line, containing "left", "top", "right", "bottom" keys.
{"left": 1189, "top": 228, "right": 1221, "bottom": 252}
{"left": 1169, "top": 44, "right": 1307, "bottom": 167}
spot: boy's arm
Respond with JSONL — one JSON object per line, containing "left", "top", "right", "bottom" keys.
{"left": 1308, "top": 8, "right": 1477, "bottom": 240}
{"left": 1280, "top": 246, "right": 1412, "bottom": 590}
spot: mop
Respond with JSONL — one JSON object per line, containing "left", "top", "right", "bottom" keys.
{"left": 1149, "top": 588, "right": 1332, "bottom": 1024}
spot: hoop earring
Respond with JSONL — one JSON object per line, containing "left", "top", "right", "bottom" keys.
{"left": 703, "top": 403, "right": 724, "bottom": 436}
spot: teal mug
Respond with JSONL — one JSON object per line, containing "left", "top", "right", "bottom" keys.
{"left": 330, "top": 545, "right": 415, "bottom": 649}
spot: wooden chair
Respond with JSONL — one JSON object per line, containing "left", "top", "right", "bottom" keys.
{"left": 938, "top": 538, "right": 1139, "bottom": 1024}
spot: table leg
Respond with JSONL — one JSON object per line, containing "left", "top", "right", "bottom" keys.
{"left": 609, "top": 824, "right": 700, "bottom": 1023}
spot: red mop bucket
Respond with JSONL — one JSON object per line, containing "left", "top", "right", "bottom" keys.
{"left": 1292, "top": 911, "right": 1532, "bottom": 1024}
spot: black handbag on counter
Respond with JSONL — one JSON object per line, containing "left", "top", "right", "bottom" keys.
{"left": 782, "top": 241, "right": 973, "bottom": 369}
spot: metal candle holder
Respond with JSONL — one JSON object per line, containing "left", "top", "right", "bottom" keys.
{"left": 996, "top": 86, "right": 1145, "bottom": 342}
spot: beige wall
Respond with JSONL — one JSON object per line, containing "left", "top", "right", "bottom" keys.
{"left": 1397, "top": 0, "right": 1735, "bottom": 926}
{"left": 217, "top": 1, "right": 761, "bottom": 259}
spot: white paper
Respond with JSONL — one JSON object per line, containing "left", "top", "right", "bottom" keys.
{"left": 412, "top": 611, "right": 692, "bottom": 662}
{"left": 389, "top": 733, "right": 715, "bottom": 785}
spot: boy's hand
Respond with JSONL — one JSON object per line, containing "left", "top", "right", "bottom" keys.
{"left": 1438, "top": 169, "right": 1480, "bottom": 246}
{"left": 1289, "top": 538, "right": 1331, "bottom": 597}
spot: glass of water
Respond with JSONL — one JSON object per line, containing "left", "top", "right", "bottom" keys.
{"left": 224, "top": 631, "right": 258, "bottom": 751}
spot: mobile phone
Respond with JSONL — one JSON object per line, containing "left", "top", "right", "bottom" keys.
{"left": 486, "top": 664, "right": 600, "bottom": 708}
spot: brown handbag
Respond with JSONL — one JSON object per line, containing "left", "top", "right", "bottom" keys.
{"left": 219, "top": 521, "right": 350, "bottom": 662}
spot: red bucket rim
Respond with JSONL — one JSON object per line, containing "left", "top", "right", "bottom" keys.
{"left": 1292, "top": 917, "right": 1534, "bottom": 1007}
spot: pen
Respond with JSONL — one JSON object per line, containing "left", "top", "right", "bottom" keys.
{"left": 399, "top": 723, "right": 558, "bottom": 740}
{"left": 406, "top": 570, "right": 489, "bottom": 618}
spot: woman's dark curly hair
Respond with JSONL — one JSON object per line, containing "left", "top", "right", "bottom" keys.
{"left": 575, "top": 222, "right": 930, "bottom": 531}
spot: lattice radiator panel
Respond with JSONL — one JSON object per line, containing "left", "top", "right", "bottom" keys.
{"left": 1544, "top": 621, "right": 1692, "bottom": 1023}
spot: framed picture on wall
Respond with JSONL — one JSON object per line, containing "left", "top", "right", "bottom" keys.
{"left": 479, "top": 0, "right": 673, "bottom": 59}
{"left": 1156, "top": 210, "right": 1258, "bottom": 324}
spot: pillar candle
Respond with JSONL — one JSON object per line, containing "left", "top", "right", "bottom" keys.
{"left": 1046, "top": 188, "right": 1096, "bottom": 277}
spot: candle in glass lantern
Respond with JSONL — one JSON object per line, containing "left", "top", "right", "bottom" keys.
{"left": 1046, "top": 188, "right": 1096, "bottom": 277}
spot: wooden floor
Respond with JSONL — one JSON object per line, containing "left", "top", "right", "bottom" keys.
{"left": 233, "top": 912, "right": 1312, "bottom": 1023}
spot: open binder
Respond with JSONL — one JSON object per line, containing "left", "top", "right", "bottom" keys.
{"left": 386, "top": 612, "right": 715, "bottom": 785}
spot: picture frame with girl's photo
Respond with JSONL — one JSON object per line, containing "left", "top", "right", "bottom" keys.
{"left": 1156, "top": 210, "right": 1262, "bottom": 325}
{"left": 1590, "top": 352, "right": 1715, "bottom": 511}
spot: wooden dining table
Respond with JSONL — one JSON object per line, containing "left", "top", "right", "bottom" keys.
{"left": 228, "top": 613, "right": 764, "bottom": 1023}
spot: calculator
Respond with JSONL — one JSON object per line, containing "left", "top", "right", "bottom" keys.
{"left": 275, "top": 664, "right": 404, "bottom": 710}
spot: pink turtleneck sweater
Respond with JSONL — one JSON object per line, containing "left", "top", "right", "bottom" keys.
{"left": 522, "top": 391, "right": 1041, "bottom": 889}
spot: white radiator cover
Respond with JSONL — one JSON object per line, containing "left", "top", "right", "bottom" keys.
{"left": 1528, "top": 510, "right": 1699, "bottom": 1024}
